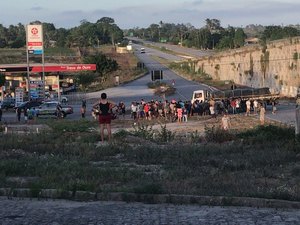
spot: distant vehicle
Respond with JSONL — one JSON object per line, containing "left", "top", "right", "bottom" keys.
{"left": 14, "top": 99, "right": 43, "bottom": 112}
{"left": 0, "top": 98, "right": 15, "bottom": 110}
{"left": 36, "top": 101, "right": 73, "bottom": 118}
{"left": 191, "top": 90, "right": 210, "bottom": 103}
{"left": 140, "top": 47, "right": 145, "bottom": 53}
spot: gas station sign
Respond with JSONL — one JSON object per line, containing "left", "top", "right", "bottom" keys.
{"left": 27, "top": 25, "right": 43, "bottom": 55}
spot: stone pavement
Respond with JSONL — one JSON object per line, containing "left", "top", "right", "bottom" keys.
{"left": 0, "top": 197, "right": 299, "bottom": 225}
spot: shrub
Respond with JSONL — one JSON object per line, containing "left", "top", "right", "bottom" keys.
{"left": 204, "top": 125, "right": 235, "bottom": 143}
{"left": 155, "top": 124, "right": 175, "bottom": 143}
{"left": 237, "top": 125, "right": 296, "bottom": 142}
{"left": 132, "top": 123, "right": 154, "bottom": 140}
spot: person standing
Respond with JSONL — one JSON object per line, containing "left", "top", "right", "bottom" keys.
{"left": 272, "top": 100, "right": 277, "bottom": 115}
{"left": 230, "top": 99, "right": 236, "bottom": 114}
{"left": 182, "top": 106, "right": 188, "bottom": 122}
{"left": 0, "top": 105, "right": 2, "bottom": 122}
{"left": 81, "top": 99, "right": 87, "bottom": 118}
{"left": 81, "top": 106, "right": 86, "bottom": 118}
{"left": 119, "top": 101, "right": 126, "bottom": 119}
{"left": 16, "top": 107, "right": 22, "bottom": 122}
{"left": 93, "top": 93, "right": 115, "bottom": 143}
{"left": 24, "top": 108, "right": 28, "bottom": 123}
{"left": 177, "top": 105, "right": 183, "bottom": 123}
{"left": 259, "top": 103, "right": 266, "bottom": 125}
{"left": 253, "top": 99, "right": 258, "bottom": 115}
{"left": 235, "top": 98, "right": 240, "bottom": 114}
{"left": 245, "top": 99, "right": 251, "bottom": 116}
{"left": 221, "top": 112, "right": 231, "bottom": 130}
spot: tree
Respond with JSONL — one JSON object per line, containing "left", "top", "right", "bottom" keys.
{"left": 234, "top": 28, "right": 246, "bottom": 48}
{"left": 76, "top": 73, "right": 96, "bottom": 90}
{"left": 96, "top": 17, "right": 123, "bottom": 45}
{"left": 205, "top": 18, "right": 222, "bottom": 33}
{"left": 83, "top": 53, "right": 118, "bottom": 75}
{"left": 148, "top": 24, "right": 160, "bottom": 41}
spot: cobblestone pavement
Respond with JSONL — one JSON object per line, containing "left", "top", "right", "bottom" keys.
{"left": 0, "top": 198, "right": 299, "bottom": 225}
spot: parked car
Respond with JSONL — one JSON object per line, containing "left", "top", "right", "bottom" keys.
{"left": 14, "top": 99, "right": 43, "bottom": 112}
{"left": 1, "top": 98, "right": 15, "bottom": 110}
{"left": 36, "top": 101, "right": 73, "bottom": 118}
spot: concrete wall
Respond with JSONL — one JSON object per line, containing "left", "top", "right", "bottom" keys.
{"left": 194, "top": 37, "right": 300, "bottom": 97}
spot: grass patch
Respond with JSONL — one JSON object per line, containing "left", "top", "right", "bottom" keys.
{"left": 0, "top": 120, "right": 299, "bottom": 201}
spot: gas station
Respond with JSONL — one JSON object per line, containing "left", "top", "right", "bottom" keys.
{"left": 0, "top": 24, "right": 96, "bottom": 106}
{"left": 0, "top": 63, "right": 96, "bottom": 105}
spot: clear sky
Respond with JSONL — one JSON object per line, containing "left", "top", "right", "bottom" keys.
{"left": 1, "top": 0, "right": 300, "bottom": 29}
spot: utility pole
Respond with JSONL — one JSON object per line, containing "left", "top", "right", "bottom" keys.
{"left": 296, "top": 99, "right": 300, "bottom": 136}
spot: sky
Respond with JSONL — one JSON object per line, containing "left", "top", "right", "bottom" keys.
{"left": 1, "top": 0, "right": 300, "bottom": 29}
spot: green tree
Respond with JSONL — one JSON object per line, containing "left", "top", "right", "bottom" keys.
{"left": 205, "top": 18, "right": 222, "bottom": 33}
{"left": 83, "top": 53, "right": 118, "bottom": 75}
{"left": 148, "top": 24, "right": 160, "bottom": 42}
{"left": 96, "top": 17, "right": 123, "bottom": 45}
{"left": 76, "top": 73, "right": 96, "bottom": 90}
{"left": 234, "top": 28, "right": 246, "bottom": 48}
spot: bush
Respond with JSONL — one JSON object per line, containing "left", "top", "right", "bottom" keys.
{"left": 204, "top": 125, "right": 235, "bottom": 143}
{"left": 132, "top": 123, "right": 154, "bottom": 140}
{"left": 237, "top": 125, "right": 296, "bottom": 142}
{"left": 155, "top": 124, "right": 175, "bottom": 143}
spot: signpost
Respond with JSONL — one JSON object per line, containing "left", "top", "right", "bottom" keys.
{"left": 151, "top": 70, "right": 163, "bottom": 81}
{"left": 26, "top": 24, "right": 44, "bottom": 99}
{"left": 15, "top": 87, "right": 24, "bottom": 107}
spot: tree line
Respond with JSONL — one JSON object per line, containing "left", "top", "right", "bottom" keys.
{"left": 125, "top": 19, "right": 300, "bottom": 50}
{"left": 0, "top": 17, "right": 124, "bottom": 49}
{"left": 0, "top": 17, "right": 300, "bottom": 50}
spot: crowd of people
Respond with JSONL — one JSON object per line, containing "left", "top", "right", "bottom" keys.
{"left": 125, "top": 97, "right": 273, "bottom": 124}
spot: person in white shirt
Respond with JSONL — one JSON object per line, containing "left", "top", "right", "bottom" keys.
{"left": 245, "top": 99, "right": 251, "bottom": 116}
{"left": 253, "top": 99, "right": 258, "bottom": 115}
{"left": 221, "top": 112, "right": 231, "bottom": 130}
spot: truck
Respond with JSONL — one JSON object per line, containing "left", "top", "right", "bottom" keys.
{"left": 192, "top": 87, "right": 280, "bottom": 104}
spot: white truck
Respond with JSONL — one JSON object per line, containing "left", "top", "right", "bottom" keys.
{"left": 192, "top": 87, "right": 280, "bottom": 104}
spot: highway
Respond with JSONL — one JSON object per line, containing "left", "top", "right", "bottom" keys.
{"left": 85, "top": 43, "right": 215, "bottom": 106}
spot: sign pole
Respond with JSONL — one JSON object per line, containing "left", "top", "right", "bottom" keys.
{"left": 26, "top": 24, "right": 43, "bottom": 100}
{"left": 42, "top": 44, "right": 45, "bottom": 98}
{"left": 41, "top": 25, "right": 45, "bottom": 99}
{"left": 26, "top": 25, "right": 30, "bottom": 99}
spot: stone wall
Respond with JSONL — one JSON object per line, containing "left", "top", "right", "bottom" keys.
{"left": 194, "top": 37, "right": 300, "bottom": 97}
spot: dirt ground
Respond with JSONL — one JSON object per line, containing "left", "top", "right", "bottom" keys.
{"left": 110, "top": 113, "right": 278, "bottom": 135}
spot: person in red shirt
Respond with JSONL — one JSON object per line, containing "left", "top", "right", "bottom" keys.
{"left": 230, "top": 98, "right": 236, "bottom": 114}
{"left": 93, "top": 93, "right": 115, "bottom": 142}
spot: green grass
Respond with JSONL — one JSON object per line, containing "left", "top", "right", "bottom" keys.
{"left": 44, "top": 47, "right": 77, "bottom": 56}
{"left": 0, "top": 121, "right": 299, "bottom": 201}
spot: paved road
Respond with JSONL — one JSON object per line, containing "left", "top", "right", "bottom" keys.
{"left": 84, "top": 43, "right": 215, "bottom": 108}
{"left": 0, "top": 197, "right": 299, "bottom": 225}
{"left": 128, "top": 37, "right": 215, "bottom": 59}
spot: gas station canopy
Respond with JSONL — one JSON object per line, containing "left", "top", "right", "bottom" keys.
{"left": 0, "top": 63, "right": 96, "bottom": 73}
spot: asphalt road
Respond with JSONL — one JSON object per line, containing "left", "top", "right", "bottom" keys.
{"left": 128, "top": 36, "right": 215, "bottom": 59}
{"left": 85, "top": 44, "right": 215, "bottom": 107}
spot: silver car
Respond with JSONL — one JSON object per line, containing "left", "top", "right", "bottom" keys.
{"left": 36, "top": 101, "right": 73, "bottom": 118}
